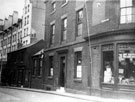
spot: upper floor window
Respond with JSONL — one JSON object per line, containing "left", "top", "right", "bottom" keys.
{"left": 24, "top": 29, "right": 26, "bottom": 37}
{"left": 51, "top": 2, "right": 56, "bottom": 12}
{"left": 61, "top": 18, "right": 67, "bottom": 41}
{"left": 25, "top": 7, "right": 27, "bottom": 14}
{"left": 50, "top": 24, "right": 55, "bottom": 44}
{"left": 76, "top": 9, "right": 83, "bottom": 36}
{"left": 27, "top": 15, "right": 29, "bottom": 24}
{"left": 120, "top": 0, "right": 135, "bottom": 24}
{"left": 25, "top": 17, "right": 26, "bottom": 26}
{"left": 28, "top": 4, "right": 30, "bottom": 12}
{"left": 62, "top": 0, "right": 68, "bottom": 5}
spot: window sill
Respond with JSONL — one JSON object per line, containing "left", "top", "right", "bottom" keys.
{"left": 61, "top": 2, "right": 68, "bottom": 8}
{"left": 37, "top": 76, "right": 42, "bottom": 78}
{"left": 48, "top": 76, "right": 53, "bottom": 79}
{"left": 76, "top": 36, "right": 82, "bottom": 40}
{"left": 74, "top": 78, "right": 82, "bottom": 83}
{"left": 61, "top": 40, "right": 66, "bottom": 45}
{"left": 101, "top": 82, "right": 114, "bottom": 85}
{"left": 32, "top": 75, "right": 36, "bottom": 78}
{"left": 50, "top": 10, "right": 56, "bottom": 15}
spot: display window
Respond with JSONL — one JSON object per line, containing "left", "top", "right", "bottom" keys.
{"left": 102, "top": 44, "right": 114, "bottom": 84}
{"left": 118, "top": 49, "right": 135, "bottom": 85}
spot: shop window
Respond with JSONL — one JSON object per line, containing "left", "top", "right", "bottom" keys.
{"left": 102, "top": 45, "right": 114, "bottom": 84}
{"left": 118, "top": 49, "right": 135, "bottom": 85}
{"left": 76, "top": 9, "right": 83, "bottom": 36}
{"left": 74, "top": 51, "right": 82, "bottom": 79}
{"left": 120, "top": 0, "right": 135, "bottom": 24}
{"left": 48, "top": 56, "right": 53, "bottom": 77}
{"left": 61, "top": 18, "right": 67, "bottom": 41}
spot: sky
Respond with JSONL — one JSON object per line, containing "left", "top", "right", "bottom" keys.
{"left": 0, "top": 0, "right": 25, "bottom": 19}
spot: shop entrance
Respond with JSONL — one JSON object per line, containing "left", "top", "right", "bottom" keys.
{"left": 59, "top": 55, "right": 66, "bottom": 87}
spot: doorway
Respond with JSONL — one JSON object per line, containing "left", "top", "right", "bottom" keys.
{"left": 17, "top": 69, "right": 24, "bottom": 87}
{"left": 59, "top": 55, "right": 66, "bottom": 87}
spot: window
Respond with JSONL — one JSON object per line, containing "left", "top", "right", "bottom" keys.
{"left": 76, "top": 9, "right": 83, "bottom": 36}
{"left": 25, "top": 17, "right": 26, "bottom": 25}
{"left": 33, "top": 59, "right": 37, "bottom": 75}
{"left": 25, "top": 7, "right": 27, "bottom": 14}
{"left": 24, "top": 29, "right": 26, "bottom": 37}
{"left": 14, "top": 34, "right": 16, "bottom": 41}
{"left": 27, "top": 28, "right": 28, "bottom": 36}
{"left": 102, "top": 45, "right": 114, "bottom": 84}
{"left": 50, "top": 24, "right": 55, "bottom": 44}
{"left": 28, "top": 4, "right": 30, "bottom": 12}
{"left": 26, "top": 40, "right": 28, "bottom": 45}
{"left": 48, "top": 56, "right": 53, "bottom": 77}
{"left": 120, "top": 0, "right": 135, "bottom": 23}
{"left": 27, "top": 15, "right": 29, "bottom": 24}
{"left": 118, "top": 43, "right": 135, "bottom": 85}
{"left": 37, "top": 59, "right": 42, "bottom": 76}
{"left": 51, "top": 2, "right": 56, "bottom": 12}
{"left": 61, "top": 18, "right": 67, "bottom": 41}
{"left": 74, "top": 51, "right": 82, "bottom": 79}
{"left": 62, "top": 0, "right": 68, "bottom": 5}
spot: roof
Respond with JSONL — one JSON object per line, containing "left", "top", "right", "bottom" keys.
{"left": 33, "top": 49, "right": 44, "bottom": 56}
{"left": 11, "top": 40, "right": 44, "bottom": 53}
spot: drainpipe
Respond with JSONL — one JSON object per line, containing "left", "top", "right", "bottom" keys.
{"left": 84, "top": 0, "right": 92, "bottom": 94}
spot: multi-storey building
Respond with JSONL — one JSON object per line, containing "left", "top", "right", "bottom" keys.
{"left": 0, "top": 19, "right": 4, "bottom": 59}
{"left": 43, "top": 0, "right": 88, "bottom": 92}
{"left": 0, "top": 0, "right": 45, "bottom": 63}
{"left": 0, "top": 11, "right": 22, "bottom": 62}
{"left": 0, "top": 12, "right": 22, "bottom": 84}
{"left": 22, "top": 0, "right": 45, "bottom": 46}
{"left": 0, "top": 0, "right": 46, "bottom": 86}
{"left": 42, "top": 0, "right": 135, "bottom": 99}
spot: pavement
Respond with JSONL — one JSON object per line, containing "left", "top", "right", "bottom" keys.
{"left": 0, "top": 86, "right": 134, "bottom": 102}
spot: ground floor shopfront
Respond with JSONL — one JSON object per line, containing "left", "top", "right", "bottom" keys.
{"left": 42, "top": 29, "right": 135, "bottom": 99}
{"left": 89, "top": 29, "right": 135, "bottom": 99}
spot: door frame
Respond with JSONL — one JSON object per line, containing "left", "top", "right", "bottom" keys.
{"left": 58, "top": 53, "right": 67, "bottom": 88}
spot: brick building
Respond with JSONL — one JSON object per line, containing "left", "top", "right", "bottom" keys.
{"left": 43, "top": 0, "right": 90, "bottom": 93}
{"left": 22, "top": 0, "right": 45, "bottom": 46}
{"left": 42, "top": 0, "right": 135, "bottom": 99}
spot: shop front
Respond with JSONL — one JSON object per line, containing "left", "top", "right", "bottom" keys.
{"left": 89, "top": 30, "right": 135, "bottom": 99}
{"left": 102, "top": 43, "right": 135, "bottom": 86}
